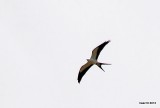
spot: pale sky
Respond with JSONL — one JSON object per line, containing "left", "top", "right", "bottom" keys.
{"left": 0, "top": 0, "right": 160, "bottom": 108}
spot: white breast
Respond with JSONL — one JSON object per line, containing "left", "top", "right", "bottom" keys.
{"left": 88, "top": 59, "right": 98, "bottom": 64}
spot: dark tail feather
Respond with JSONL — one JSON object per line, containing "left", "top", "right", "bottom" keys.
{"left": 97, "top": 63, "right": 111, "bottom": 72}
{"left": 100, "top": 63, "right": 111, "bottom": 65}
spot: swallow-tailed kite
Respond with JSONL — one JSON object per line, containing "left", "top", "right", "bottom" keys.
{"left": 78, "top": 40, "right": 111, "bottom": 83}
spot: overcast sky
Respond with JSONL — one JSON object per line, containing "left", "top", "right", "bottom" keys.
{"left": 0, "top": 0, "right": 160, "bottom": 108}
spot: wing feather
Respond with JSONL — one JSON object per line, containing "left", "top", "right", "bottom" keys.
{"left": 91, "top": 40, "right": 110, "bottom": 60}
{"left": 77, "top": 62, "right": 93, "bottom": 83}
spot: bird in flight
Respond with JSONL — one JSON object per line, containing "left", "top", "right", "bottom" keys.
{"left": 78, "top": 40, "right": 111, "bottom": 83}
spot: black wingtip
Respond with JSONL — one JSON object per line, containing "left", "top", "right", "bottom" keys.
{"left": 77, "top": 78, "right": 81, "bottom": 83}
{"left": 102, "top": 40, "right": 110, "bottom": 46}
{"left": 105, "top": 40, "right": 111, "bottom": 43}
{"left": 78, "top": 80, "right": 81, "bottom": 84}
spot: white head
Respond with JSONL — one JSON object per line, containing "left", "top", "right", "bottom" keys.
{"left": 86, "top": 59, "right": 90, "bottom": 61}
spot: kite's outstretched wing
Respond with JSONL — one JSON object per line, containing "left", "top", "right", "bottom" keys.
{"left": 91, "top": 40, "right": 110, "bottom": 60}
{"left": 77, "top": 62, "right": 93, "bottom": 83}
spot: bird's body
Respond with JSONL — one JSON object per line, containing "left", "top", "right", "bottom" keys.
{"left": 87, "top": 58, "right": 98, "bottom": 64}
{"left": 78, "top": 40, "right": 111, "bottom": 83}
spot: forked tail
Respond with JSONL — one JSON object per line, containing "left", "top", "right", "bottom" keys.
{"left": 97, "top": 62, "right": 111, "bottom": 72}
